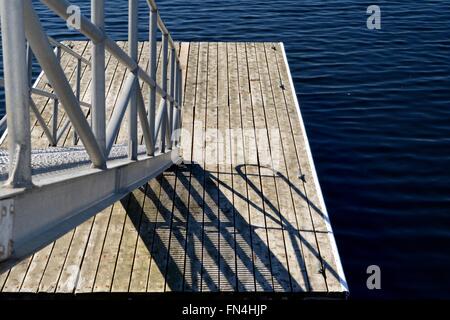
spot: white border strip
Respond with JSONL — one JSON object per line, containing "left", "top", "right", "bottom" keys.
{"left": 280, "top": 42, "right": 349, "bottom": 293}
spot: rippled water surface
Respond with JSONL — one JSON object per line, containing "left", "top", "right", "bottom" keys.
{"left": 1, "top": 0, "right": 450, "bottom": 298}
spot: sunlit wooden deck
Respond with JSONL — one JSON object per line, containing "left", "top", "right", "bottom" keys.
{"left": 0, "top": 41, "right": 347, "bottom": 298}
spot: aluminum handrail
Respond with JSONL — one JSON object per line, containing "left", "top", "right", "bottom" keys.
{"left": 0, "top": 0, "right": 183, "bottom": 187}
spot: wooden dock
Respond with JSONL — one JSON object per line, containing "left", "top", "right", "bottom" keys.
{"left": 0, "top": 41, "right": 347, "bottom": 298}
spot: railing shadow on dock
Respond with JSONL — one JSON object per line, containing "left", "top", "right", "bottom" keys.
{"left": 0, "top": 162, "right": 345, "bottom": 293}
{"left": 125, "top": 162, "right": 345, "bottom": 292}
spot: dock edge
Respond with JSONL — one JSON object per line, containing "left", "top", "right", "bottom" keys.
{"left": 279, "top": 42, "right": 349, "bottom": 295}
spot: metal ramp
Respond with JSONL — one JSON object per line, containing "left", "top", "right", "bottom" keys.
{"left": 0, "top": 0, "right": 182, "bottom": 262}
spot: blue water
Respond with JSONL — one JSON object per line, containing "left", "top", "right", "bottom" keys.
{"left": 1, "top": 0, "right": 450, "bottom": 299}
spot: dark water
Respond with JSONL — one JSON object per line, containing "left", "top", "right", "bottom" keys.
{"left": 1, "top": 0, "right": 450, "bottom": 299}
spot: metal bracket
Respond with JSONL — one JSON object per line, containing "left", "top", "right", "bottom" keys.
{"left": 0, "top": 198, "right": 14, "bottom": 262}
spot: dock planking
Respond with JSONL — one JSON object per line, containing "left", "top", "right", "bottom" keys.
{"left": 0, "top": 41, "right": 347, "bottom": 298}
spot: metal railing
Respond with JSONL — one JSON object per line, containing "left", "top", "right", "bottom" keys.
{"left": 0, "top": 0, "right": 183, "bottom": 188}
{"left": 0, "top": 37, "right": 91, "bottom": 146}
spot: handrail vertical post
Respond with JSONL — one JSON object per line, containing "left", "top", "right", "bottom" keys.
{"left": 160, "top": 33, "right": 169, "bottom": 153}
{"left": 148, "top": 9, "right": 157, "bottom": 155}
{"left": 52, "top": 46, "right": 61, "bottom": 146}
{"left": 73, "top": 58, "right": 82, "bottom": 145}
{"left": 176, "top": 66, "right": 183, "bottom": 146}
{"left": 91, "top": 0, "right": 106, "bottom": 155}
{"left": 0, "top": 0, "right": 32, "bottom": 187}
{"left": 168, "top": 47, "right": 176, "bottom": 150}
{"left": 128, "top": 0, "right": 138, "bottom": 160}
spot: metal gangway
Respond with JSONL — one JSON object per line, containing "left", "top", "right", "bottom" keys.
{"left": 0, "top": 0, "right": 183, "bottom": 262}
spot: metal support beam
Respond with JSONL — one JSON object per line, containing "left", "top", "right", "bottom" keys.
{"left": 105, "top": 73, "right": 136, "bottom": 155}
{"left": 172, "top": 67, "right": 183, "bottom": 147}
{"left": 30, "top": 98, "right": 55, "bottom": 146}
{"left": 26, "top": 43, "right": 33, "bottom": 87}
{"left": 52, "top": 46, "right": 61, "bottom": 146}
{"left": 137, "top": 89, "right": 155, "bottom": 156}
{"left": 91, "top": 0, "right": 106, "bottom": 154}
{"left": 154, "top": 99, "right": 166, "bottom": 143}
{"left": 148, "top": 9, "right": 158, "bottom": 156}
{"left": 168, "top": 48, "right": 176, "bottom": 150}
{"left": 23, "top": 0, "right": 106, "bottom": 169}
{"left": 73, "top": 58, "right": 82, "bottom": 145}
{"left": 160, "top": 33, "right": 169, "bottom": 153}
{"left": 0, "top": 0, "right": 32, "bottom": 188}
{"left": 128, "top": 0, "right": 138, "bottom": 160}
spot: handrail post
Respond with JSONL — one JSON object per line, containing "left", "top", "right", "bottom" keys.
{"left": 0, "top": 0, "right": 32, "bottom": 188}
{"left": 168, "top": 47, "right": 176, "bottom": 150}
{"left": 73, "top": 58, "right": 82, "bottom": 145}
{"left": 160, "top": 33, "right": 169, "bottom": 153}
{"left": 27, "top": 42, "right": 33, "bottom": 87}
{"left": 148, "top": 8, "right": 157, "bottom": 155}
{"left": 176, "top": 66, "right": 183, "bottom": 146}
{"left": 128, "top": 0, "right": 138, "bottom": 160}
{"left": 52, "top": 46, "right": 61, "bottom": 146}
{"left": 91, "top": 0, "right": 106, "bottom": 155}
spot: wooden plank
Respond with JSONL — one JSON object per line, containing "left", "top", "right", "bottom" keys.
{"left": 180, "top": 42, "right": 198, "bottom": 162}
{"left": 217, "top": 42, "right": 237, "bottom": 292}
{"left": 56, "top": 217, "right": 94, "bottom": 293}
{"left": 236, "top": 42, "right": 273, "bottom": 292}
{"left": 227, "top": 42, "right": 255, "bottom": 292}
{"left": 164, "top": 166, "right": 189, "bottom": 292}
{"left": 74, "top": 206, "right": 113, "bottom": 293}
{"left": 183, "top": 42, "right": 207, "bottom": 292}
{"left": 264, "top": 43, "right": 327, "bottom": 291}
{"left": 246, "top": 43, "right": 291, "bottom": 292}
{"left": 147, "top": 172, "right": 176, "bottom": 292}
{"left": 93, "top": 195, "right": 130, "bottom": 292}
{"left": 254, "top": 42, "right": 308, "bottom": 292}
{"left": 200, "top": 42, "right": 220, "bottom": 292}
{"left": 111, "top": 186, "right": 144, "bottom": 292}
{"left": 20, "top": 244, "right": 53, "bottom": 293}
{"left": 37, "top": 230, "right": 74, "bottom": 292}
{"left": 129, "top": 179, "right": 161, "bottom": 292}
{"left": 0, "top": 270, "right": 9, "bottom": 290}
{"left": 164, "top": 41, "right": 190, "bottom": 292}
{"left": 1, "top": 257, "right": 32, "bottom": 292}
